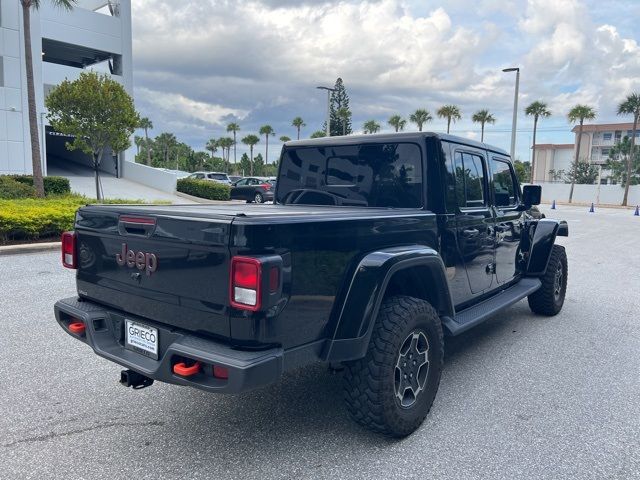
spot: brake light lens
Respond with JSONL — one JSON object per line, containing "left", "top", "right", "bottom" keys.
{"left": 230, "top": 257, "right": 262, "bottom": 311}
{"left": 61, "top": 231, "right": 77, "bottom": 269}
{"left": 260, "top": 183, "right": 271, "bottom": 191}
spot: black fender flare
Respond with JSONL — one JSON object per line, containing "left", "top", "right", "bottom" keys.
{"left": 322, "top": 245, "right": 454, "bottom": 362}
{"left": 526, "top": 219, "right": 568, "bottom": 276}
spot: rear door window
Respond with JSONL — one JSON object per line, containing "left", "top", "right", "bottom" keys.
{"left": 454, "top": 151, "right": 487, "bottom": 208}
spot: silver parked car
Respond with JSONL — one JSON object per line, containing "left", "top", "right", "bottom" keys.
{"left": 187, "top": 172, "right": 232, "bottom": 185}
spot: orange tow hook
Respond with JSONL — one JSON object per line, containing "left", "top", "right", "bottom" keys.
{"left": 68, "top": 322, "right": 86, "bottom": 335}
{"left": 173, "top": 361, "right": 201, "bottom": 377}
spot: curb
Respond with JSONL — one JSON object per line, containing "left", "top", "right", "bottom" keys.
{"left": 0, "top": 241, "right": 61, "bottom": 256}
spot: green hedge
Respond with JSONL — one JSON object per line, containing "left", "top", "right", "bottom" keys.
{"left": 8, "top": 175, "right": 71, "bottom": 196}
{"left": 0, "top": 176, "right": 37, "bottom": 199}
{"left": 0, "top": 195, "right": 170, "bottom": 244}
{"left": 177, "top": 178, "right": 230, "bottom": 201}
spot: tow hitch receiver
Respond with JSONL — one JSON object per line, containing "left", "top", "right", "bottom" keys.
{"left": 120, "top": 369, "right": 154, "bottom": 389}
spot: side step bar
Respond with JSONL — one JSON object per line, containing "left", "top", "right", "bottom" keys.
{"left": 441, "top": 278, "right": 542, "bottom": 336}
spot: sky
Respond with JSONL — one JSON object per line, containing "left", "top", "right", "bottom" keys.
{"left": 130, "top": 0, "right": 640, "bottom": 163}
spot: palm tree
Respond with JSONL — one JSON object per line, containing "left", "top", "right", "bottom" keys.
{"left": 280, "top": 136, "right": 291, "bottom": 143}
{"left": 310, "top": 130, "right": 327, "bottom": 138}
{"left": 617, "top": 93, "right": 640, "bottom": 206}
{"left": 388, "top": 115, "right": 407, "bottom": 132}
{"left": 133, "top": 136, "right": 142, "bottom": 156}
{"left": 567, "top": 105, "right": 597, "bottom": 203}
{"left": 227, "top": 122, "right": 240, "bottom": 167}
{"left": 409, "top": 109, "right": 433, "bottom": 132}
{"left": 471, "top": 109, "right": 496, "bottom": 142}
{"left": 525, "top": 101, "right": 551, "bottom": 184}
{"left": 292, "top": 117, "right": 305, "bottom": 140}
{"left": 336, "top": 108, "right": 352, "bottom": 135}
{"left": 205, "top": 138, "right": 218, "bottom": 160}
{"left": 218, "top": 137, "right": 234, "bottom": 172}
{"left": 21, "top": 0, "right": 75, "bottom": 196}
{"left": 138, "top": 117, "right": 153, "bottom": 165}
{"left": 241, "top": 134, "right": 260, "bottom": 175}
{"left": 437, "top": 105, "right": 462, "bottom": 134}
{"left": 363, "top": 120, "right": 381, "bottom": 134}
{"left": 259, "top": 125, "right": 275, "bottom": 164}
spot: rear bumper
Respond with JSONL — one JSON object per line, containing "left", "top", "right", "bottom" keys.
{"left": 54, "top": 297, "right": 315, "bottom": 394}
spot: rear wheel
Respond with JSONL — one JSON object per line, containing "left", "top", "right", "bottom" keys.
{"left": 528, "top": 244, "right": 567, "bottom": 316}
{"left": 254, "top": 192, "right": 264, "bottom": 203}
{"left": 343, "top": 296, "right": 443, "bottom": 437}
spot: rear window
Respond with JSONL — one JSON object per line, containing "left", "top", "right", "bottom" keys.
{"left": 276, "top": 142, "right": 423, "bottom": 207}
{"left": 209, "top": 174, "right": 228, "bottom": 181}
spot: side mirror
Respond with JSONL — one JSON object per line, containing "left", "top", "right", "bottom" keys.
{"left": 522, "top": 184, "right": 542, "bottom": 207}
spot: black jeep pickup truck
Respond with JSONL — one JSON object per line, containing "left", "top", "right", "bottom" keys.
{"left": 55, "top": 132, "right": 568, "bottom": 437}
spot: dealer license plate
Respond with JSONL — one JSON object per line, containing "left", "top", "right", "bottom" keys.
{"left": 125, "top": 320, "right": 158, "bottom": 360}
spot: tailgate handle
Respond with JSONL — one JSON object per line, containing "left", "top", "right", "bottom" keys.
{"left": 173, "top": 361, "right": 201, "bottom": 377}
{"left": 118, "top": 216, "right": 156, "bottom": 237}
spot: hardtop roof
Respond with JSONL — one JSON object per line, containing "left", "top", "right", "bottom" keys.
{"left": 283, "top": 131, "right": 510, "bottom": 157}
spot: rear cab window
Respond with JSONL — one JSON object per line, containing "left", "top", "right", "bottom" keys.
{"left": 276, "top": 142, "right": 424, "bottom": 208}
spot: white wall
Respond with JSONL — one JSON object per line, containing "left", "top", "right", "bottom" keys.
{"left": 0, "top": 1, "right": 132, "bottom": 176}
{"left": 539, "top": 182, "right": 640, "bottom": 206}
{"left": 121, "top": 161, "right": 177, "bottom": 193}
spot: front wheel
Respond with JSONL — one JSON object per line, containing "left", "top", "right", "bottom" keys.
{"left": 343, "top": 296, "right": 444, "bottom": 437}
{"left": 528, "top": 244, "right": 567, "bottom": 316}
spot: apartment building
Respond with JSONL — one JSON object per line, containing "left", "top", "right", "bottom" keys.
{"left": 533, "top": 122, "right": 638, "bottom": 184}
{"left": 0, "top": 0, "right": 132, "bottom": 176}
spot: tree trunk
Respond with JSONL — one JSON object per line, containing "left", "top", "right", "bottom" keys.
{"left": 21, "top": 4, "right": 45, "bottom": 197}
{"left": 93, "top": 150, "right": 103, "bottom": 202}
{"left": 481, "top": 123, "right": 485, "bottom": 142}
{"left": 265, "top": 135, "right": 269, "bottom": 164}
{"left": 233, "top": 132, "right": 237, "bottom": 169}
{"left": 530, "top": 117, "right": 538, "bottom": 184}
{"left": 297, "top": 127, "right": 300, "bottom": 140}
{"left": 144, "top": 128, "right": 151, "bottom": 166}
{"left": 447, "top": 118, "right": 451, "bottom": 134}
{"left": 250, "top": 146, "right": 254, "bottom": 176}
{"left": 622, "top": 113, "right": 638, "bottom": 206}
{"left": 568, "top": 119, "right": 584, "bottom": 203}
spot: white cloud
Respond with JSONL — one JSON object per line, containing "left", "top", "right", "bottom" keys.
{"left": 129, "top": 0, "right": 640, "bottom": 159}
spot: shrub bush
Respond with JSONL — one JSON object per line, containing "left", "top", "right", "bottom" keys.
{"left": 177, "top": 178, "right": 230, "bottom": 201}
{"left": 0, "top": 176, "right": 37, "bottom": 199}
{"left": 0, "top": 195, "right": 170, "bottom": 244}
{"left": 9, "top": 175, "right": 71, "bottom": 196}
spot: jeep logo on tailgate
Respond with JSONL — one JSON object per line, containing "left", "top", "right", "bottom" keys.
{"left": 116, "top": 243, "right": 158, "bottom": 276}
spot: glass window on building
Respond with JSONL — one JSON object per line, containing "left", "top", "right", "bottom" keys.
{"left": 603, "top": 133, "right": 612, "bottom": 141}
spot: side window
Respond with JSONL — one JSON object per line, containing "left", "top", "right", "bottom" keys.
{"left": 454, "top": 151, "right": 486, "bottom": 208}
{"left": 235, "top": 179, "right": 248, "bottom": 186}
{"left": 195, "top": 173, "right": 205, "bottom": 179}
{"left": 490, "top": 158, "right": 517, "bottom": 207}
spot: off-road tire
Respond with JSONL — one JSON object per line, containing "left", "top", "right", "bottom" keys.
{"left": 343, "top": 296, "right": 444, "bottom": 437}
{"left": 528, "top": 244, "right": 567, "bottom": 316}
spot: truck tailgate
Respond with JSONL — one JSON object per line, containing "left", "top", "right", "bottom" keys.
{"left": 74, "top": 205, "right": 232, "bottom": 338}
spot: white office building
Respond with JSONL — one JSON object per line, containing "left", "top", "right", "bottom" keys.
{"left": 0, "top": 0, "right": 132, "bottom": 176}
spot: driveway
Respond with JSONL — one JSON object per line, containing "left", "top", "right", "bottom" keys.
{"left": 0, "top": 204, "right": 638, "bottom": 479}
{"left": 47, "top": 157, "right": 195, "bottom": 203}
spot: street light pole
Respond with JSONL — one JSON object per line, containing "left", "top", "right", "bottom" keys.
{"left": 502, "top": 67, "right": 520, "bottom": 160}
{"left": 317, "top": 86, "right": 335, "bottom": 137}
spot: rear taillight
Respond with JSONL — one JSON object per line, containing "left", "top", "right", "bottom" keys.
{"left": 260, "top": 183, "right": 271, "bottom": 191}
{"left": 61, "top": 231, "right": 77, "bottom": 269}
{"left": 230, "top": 257, "right": 262, "bottom": 311}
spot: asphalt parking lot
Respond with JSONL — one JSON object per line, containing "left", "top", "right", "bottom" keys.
{"left": 1, "top": 204, "right": 639, "bottom": 479}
